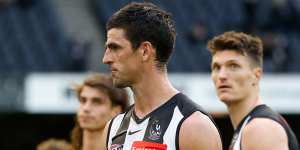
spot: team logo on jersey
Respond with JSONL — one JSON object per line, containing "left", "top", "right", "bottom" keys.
{"left": 128, "top": 129, "right": 143, "bottom": 135}
{"left": 110, "top": 144, "right": 123, "bottom": 150}
{"left": 148, "top": 119, "right": 162, "bottom": 140}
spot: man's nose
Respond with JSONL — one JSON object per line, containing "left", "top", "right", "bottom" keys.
{"left": 102, "top": 49, "right": 112, "bottom": 64}
{"left": 218, "top": 67, "right": 228, "bottom": 81}
{"left": 82, "top": 102, "right": 91, "bottom": 113}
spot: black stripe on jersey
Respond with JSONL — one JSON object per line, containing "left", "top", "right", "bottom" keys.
{"left": 111, "top": 109, "right": 133, "bottom": 145}
{"left": 143, "top": 102, "right": 176, "bottom": 143}
{"left": 132, "top": 96, "right": 177, "bottom": 124}
{"left": 107, "top": 105, "right": 135, "bottom": 149}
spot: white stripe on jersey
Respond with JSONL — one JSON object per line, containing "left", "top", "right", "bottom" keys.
{"left": 232, "top": 116, "right": 251, "bottom": 150}
{"left": 108, "top": 113, "right": 125, "bottom": 147}
{"left": 123, "top": 118, "right": 150, "bottom": 150}
{"left": 163, "top": 106, "right": 184, "bottom": 150}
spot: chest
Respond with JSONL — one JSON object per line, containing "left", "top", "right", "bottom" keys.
{"left": 108, "top": 106, "right": 184, "bottom": 150}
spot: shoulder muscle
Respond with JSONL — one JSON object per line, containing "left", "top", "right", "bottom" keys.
{"left": 242, "top": 118, "right": 288, "bottom": 150}
{"left": 179, "top": 111, "right": 222, "bottom": 150}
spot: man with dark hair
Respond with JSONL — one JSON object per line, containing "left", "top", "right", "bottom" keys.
{"left": 71, "top": 73, "right": 129, "bottom": 150}
{"left": 208, "top": 31, "right": 299, "bottom": 150}
{"left": 101, "top": 2, "right": 222, "bottom": 150}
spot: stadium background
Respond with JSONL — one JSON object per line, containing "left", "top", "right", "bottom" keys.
{"left": 0, "top": 0, "right": 299, "bottom": 149}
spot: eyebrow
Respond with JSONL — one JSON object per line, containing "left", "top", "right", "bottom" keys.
{"left": 79, "top": 96, "right": 103, "bottom": 102}
{"left": 94, "top": 96, "right": 103, "bottom": 100}
{"left": 211, "top": 62, "right": 220, "bottom": 69}
{"left": 226, "top": 59, "right": 239, "bottom": 64}
{"left": 104, "top": 42, "right": 122, "bottom": 49}
{"left": 211, "top": 59, "right": 239, "bottom": 67}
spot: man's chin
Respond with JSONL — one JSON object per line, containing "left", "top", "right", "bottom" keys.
{"left": 113, "top": 79, "right": 130, "bottom": 88}
{"left": 220, "top": 97, "right": 240, "bottom": 106}
{"left": 218, "top": 95, "right": 232, "bottom": 103}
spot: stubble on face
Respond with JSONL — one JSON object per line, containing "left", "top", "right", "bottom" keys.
{"left": 105, "top": 28, "right": 140, "bottom": 89}
{"left": 112, "top": 77, "right": 132, "bottom": 88}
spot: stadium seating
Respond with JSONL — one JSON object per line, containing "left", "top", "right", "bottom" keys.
{"left": 0, "top": 0, "right": 299, "bottom": 72}
{"left": 0, "top": 0, "right": 71, "bottom": 73}
{"left": 93, "top": 0, "right": 300, "bottom": 72}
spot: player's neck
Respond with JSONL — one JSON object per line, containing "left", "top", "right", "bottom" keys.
{"left": 131, "top": 71, "right": 178, "bottom": 118}
{"left": 82, "top": 129, "right": 103, "bottom": 150}
{"left": 227, "top": 93, "right": 262, "bottom": 129}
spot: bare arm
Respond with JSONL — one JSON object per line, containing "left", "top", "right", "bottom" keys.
{"left": 179, "top": 111, "right": 223, "bottom": 150}
{"left": 242, "top": 118, "right": 288, "bottom": 150}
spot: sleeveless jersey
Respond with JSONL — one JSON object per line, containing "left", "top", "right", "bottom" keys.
{"left": 106, "top": 93, "right": 215, "bottom": 150}
{"left": 230, "top": 104, "right": 299, "bottom": 150}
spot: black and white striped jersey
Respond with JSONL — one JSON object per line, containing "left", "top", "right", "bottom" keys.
{"left": 106, "top": 93, "right": 214, "bottom": 150}
{"left": 230, "top": 104, "right": 299, "bottom": 150}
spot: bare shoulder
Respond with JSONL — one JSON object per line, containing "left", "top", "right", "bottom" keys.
{"left": 179, "top": 111, "right": 222, "bottom": 150}
{"left": 242, "top": 118, "right": 288, "bottom": 150}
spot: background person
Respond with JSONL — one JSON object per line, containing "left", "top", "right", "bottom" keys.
{"left": 208, "top": 31, "right": 299, "bottom": 150}
{"left": 71, "top": 73, "right": 129, "bottom": 150}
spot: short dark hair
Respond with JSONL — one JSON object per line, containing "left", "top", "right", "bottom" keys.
{"left": 106, "top": 2, "right": 176, "bottom": 69}
{"left": 207, "top": 31, "right": 263, "bottom": 67}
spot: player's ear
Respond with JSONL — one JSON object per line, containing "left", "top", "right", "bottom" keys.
{"left": 252, "top": 67, "right": 262, "bottom": 86}
{"left": 139, "top": 41, "right": 155, "bottom": 61}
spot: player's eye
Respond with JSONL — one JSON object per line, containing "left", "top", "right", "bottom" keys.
{"left": 229, "top": 64, "right": 239, "bottom": 70}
